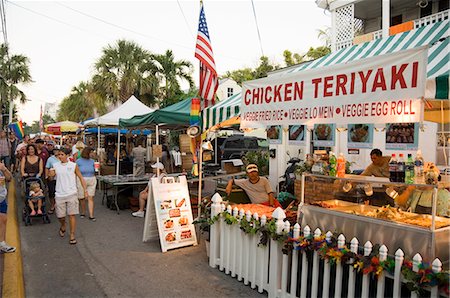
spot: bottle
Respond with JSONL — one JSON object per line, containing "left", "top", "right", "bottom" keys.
{"left": 397, "top": 153, "right": 405, "bottom": 183}
{"left": 405, "top": 153, "right": 415, "bottom": 184}
{"left": 329, "top": 152, "right": 337, "bottom": 177}
{"left": 389, "top": 154, "right": 398, "bottom": 182}
{"left": 337, "top": 153, "right": 346, "bottom": 178}
{"left": 414, "top": 150, "right": 424, "bottom": 178}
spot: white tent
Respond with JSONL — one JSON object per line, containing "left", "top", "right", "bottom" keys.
{"left": 84, "top": 95, "right": 154, "bottom": 175}
{"left": 84, "top": 95, "right": 154, "bottom": 127}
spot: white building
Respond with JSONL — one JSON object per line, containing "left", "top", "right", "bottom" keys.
{"left": 216, "top": 78, "right": 241, "bottom": 102}
{"left": 319, "top": 0, "right": 449, "bottom": 52}
{"left": 44, "top": 102, "right": 58, "bottom": 119}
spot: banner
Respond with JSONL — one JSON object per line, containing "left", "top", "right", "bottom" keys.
{"left": 241, "top": 47, "right": 427, "bottom": 128}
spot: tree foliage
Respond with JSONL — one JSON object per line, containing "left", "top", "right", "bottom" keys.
{"left": 57, "top": 82, "right": 107, "bottom": 122}
{"left": 153, "top": 49, "right": 194, "bottom": 106}
{"left": 91, "top": 40, "right": 159, "bottom": 105}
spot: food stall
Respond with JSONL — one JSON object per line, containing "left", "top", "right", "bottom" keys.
{"left": 299, "top": 173, "right": 450, "bottom": 262}
{"left": 238, "top": 39, "right": 450, "bottom": 260}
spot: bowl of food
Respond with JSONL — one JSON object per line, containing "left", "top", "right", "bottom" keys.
{"left": 315, "top": 124, "right": 332, "bottom": 140}
{"left": 349, "top": 124, "right": 369, "bottom": 142}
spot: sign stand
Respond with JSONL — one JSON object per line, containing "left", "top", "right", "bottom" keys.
{"left": 142, "top": 175, "right": 197, "bottom": 252}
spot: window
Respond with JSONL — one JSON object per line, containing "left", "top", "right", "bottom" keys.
{"left": 391, "top": 15, "right": 402, "bottom": 26}
{"left": 438, "top": 0, "right": 449, "bottom": 12}
{"left": 227, "top": 87, "right": 234, "bottom": 98}
{"left": 420, "top": 3, "right": 432, "bottom": 18}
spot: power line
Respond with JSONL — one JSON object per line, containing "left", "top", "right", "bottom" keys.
{"left": 176, "top": 0, "right": 194, "bottom": 39}
{"left": 55, "top": 1, "right": 192, "bottom": 51}
{"left": 6, "top": 0, "right": 109, "bottom": 39}
{"left": 250, "top": 0, "right": 264, "bottom": 57}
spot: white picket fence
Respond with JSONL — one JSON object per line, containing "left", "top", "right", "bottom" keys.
{"left": 208, "top": 195, "right": 446, "bottom": 298}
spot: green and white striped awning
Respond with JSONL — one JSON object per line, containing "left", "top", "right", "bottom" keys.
{"left": 204, "top": 20, "right": 449, "bottom": 130}
{"left": 285, "top": 19, "right": 449, "bottom": 99}
{"left": 203, "top": 92, "right": 241, "bottom": 130}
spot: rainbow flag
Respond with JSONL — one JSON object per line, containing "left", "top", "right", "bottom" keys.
{"left": 8, "top": 121, "right": 25, "bottom": 140}
{"left": 189, "top": 97, "right": 201, "bottom": 126}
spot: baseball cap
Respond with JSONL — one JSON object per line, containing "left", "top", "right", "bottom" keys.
{"left": 151, "top": 162, "right": 164, "bottom": 170}
{"left": 47, "top": 141, "right": 55, "bottom": 145}
{"left": 35, "top": 138, "right": 44, "bottom": 144}
{"left": 246, "top": 164, "right": 259, "bottom": 173}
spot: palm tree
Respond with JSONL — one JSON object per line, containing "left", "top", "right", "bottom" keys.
{"left": 57, "top": 82, "right": 106, "bottom": 122}
{"left": 153, "top": 49, "right": 194, "bottom": 106}
{"left": 0, "top": 44, "right": 32, "bottom": 122}
{"left": 91, "top": 39, "right": 159, "bottom": 105}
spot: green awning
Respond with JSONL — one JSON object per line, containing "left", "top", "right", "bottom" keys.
{"left": 119, "top": 97, "right": 193, "bottom": 128}
{"left": 286, "top": 19, "right": 449, "bottom": 99}
{"left": 203, "top": 92, "right": 241, "bottom": 130}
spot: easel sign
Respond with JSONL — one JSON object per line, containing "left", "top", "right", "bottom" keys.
{"left": 151, "top": 175, "right": 197, "bottom": 252}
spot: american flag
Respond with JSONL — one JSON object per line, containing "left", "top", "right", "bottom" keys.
{"left": 195, "top": 2, "right": 217, "bottom": 109}
{"left": 39, "top": 104, "right": 43, "bottom": 132}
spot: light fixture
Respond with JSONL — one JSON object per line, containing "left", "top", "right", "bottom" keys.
{"left": 336, "top": 127, "right": 348, "bottom": 132}
{"left": 342, "top": 182, "right": 353, "bottom": 193}
{"left": 374, "top": 124, "right": 386, "bottom": 132}
{"left": 364, "top": 183, "right": 373, "bottom": 196}
{"left": 417, "top": 0, "right": 428, "bottom": 8}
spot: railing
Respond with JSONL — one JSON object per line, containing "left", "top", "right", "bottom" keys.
{"left": 208, "top": 195, "right": 446, "bottom": 298}
{"left": 414, "top": 9, "right": 449, "bottom": 29}
{"left": 336, "top": 9, "right": 450, "bottom": 50}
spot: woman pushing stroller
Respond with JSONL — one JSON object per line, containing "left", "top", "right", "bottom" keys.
{"left": 48, "top": 148, "right": 87, "bottom": 245}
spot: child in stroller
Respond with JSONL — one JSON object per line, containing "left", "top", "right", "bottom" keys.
{"left": 28, "top": 182, "right": 44, "bottom": 216}
{"left": 23, "top": 177, "right": 50, "bottom": 225}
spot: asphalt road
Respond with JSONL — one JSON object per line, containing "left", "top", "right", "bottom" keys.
{"left": 18, "top": 183, "right": 266, "bottom": 298}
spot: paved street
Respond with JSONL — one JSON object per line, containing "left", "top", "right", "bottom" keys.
{"left": 17, "top": 181, "right": 265, "bottom": 298}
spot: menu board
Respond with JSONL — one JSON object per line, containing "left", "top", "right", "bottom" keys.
{"left": 150, "top": 176, "right": 197, "bottom": 252}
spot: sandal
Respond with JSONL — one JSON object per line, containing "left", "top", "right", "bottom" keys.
{"left": 89, "top": 217, "right": 96, "bottom": 222}
{"left": 69, "top": 238, "right": 77, "bottom": 245}
{"left": 48, "top": 208, "right": 55, "bottom": 215}
{"left": 59, "top": 228, "right": 66, "bottom": 238}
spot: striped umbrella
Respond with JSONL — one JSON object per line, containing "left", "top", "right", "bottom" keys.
{"left": 44, "top": 121, "right": 83, "bottom": 135}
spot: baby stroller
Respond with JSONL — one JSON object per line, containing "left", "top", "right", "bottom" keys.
{"left": 22, "top": 177, "right": 51, "bottom": 226}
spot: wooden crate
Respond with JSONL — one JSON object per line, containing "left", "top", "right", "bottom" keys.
{"left": 181, "top": 153, "right": 193, "bottom": 171}
{"left": 223, "top": 162, "right": 242, "bottom": 174}
{"left": 179, "top": 134, "right": 191, "bottom": 153}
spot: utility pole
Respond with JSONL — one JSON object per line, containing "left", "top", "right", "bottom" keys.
{"left": 0, "top": 0, "right": 10, "bottom": 125}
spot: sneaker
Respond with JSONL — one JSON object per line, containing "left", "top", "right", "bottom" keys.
{"left": 37, "top": 209, "right": 43, "bottom": 215}
{"left": 30, "top": 210, "right": 36, "bottom": 216}
{"left": 80, "top": 214, "right": 85, "bottom": 219}
{"left": 132, "top": 210, "right": 144, "bottom": 218}
{"left": 0, "top": 242, "right": 16, "bottom": 253}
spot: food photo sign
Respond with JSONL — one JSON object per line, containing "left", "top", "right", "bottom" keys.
{"left": 151, "top": 176, "right": 197, "bottom": 252}
{"left": 385, "top": 122, "right": 419, "bottom": 150}
{"left": 241, "top": 47, "right": 426, "bottom": 129}
{"left": 313, "top": 124, "right": 335, "bottom": 147}
{"left": 347, "top": 124, "right": 374, "bottom": 149}
{"left": 288, "top": 125, "right": 306, "bottom": 145}
{"left": 267, "top": 125, "right": 282, "bottom": 144}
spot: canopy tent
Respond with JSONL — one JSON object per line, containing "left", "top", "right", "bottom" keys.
{"left": 84, "top": 127, "right": 152, "bottom": 135}
{"left": 84, "top": 95, "right": 154, "bottom": 127}
{"left": 119, "top": 97, "right": 193, "bottom": 128}
{"left": 202, "top": 20, "right": 449, "bottom": 130}
{"left": 45, "top": 121, "right": 83, "bottom": 135}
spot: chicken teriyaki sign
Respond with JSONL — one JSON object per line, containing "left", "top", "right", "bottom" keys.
{"left": 241, "top": 47, "right": 427, "bottom": 128}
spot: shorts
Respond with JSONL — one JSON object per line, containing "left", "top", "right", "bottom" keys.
{"left": 0, "top": 200, "right": 7, "bottom": 213}
{"left": 76, "top": 177, "right": 97, "bottom": 198}
{"left": 55, "top": 194, "right": 79, "bottom": 218}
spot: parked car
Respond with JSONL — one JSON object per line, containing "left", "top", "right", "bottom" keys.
{"left": 214, "top": 135, "right": 268, "bottom": 162}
